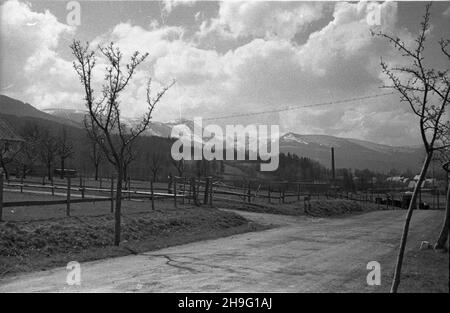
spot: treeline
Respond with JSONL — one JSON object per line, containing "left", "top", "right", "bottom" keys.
{"left": 275, "top": 153, "right": 408, "bottom": 191}
{"left": 1, "top": 114, "right": 413, "bottom": 189}
{"left": 275, "top": 152, "right": 330, "bottom": 181}
{"left": 0, "top": 114, "right": 229, "bottom": 182}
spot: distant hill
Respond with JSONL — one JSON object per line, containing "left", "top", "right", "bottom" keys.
{"left": 43, "top": 107, "right": 177, "bottom": 138}
{"left": 0, "top": 95, "right": 80, "bottom": 128}
{"left": 279, "top": 132, "right": 423, "bottom": 172}
{"left": 42, "top": 108, "right": 86, "bottom": 126}
{"left": 0, "top": 94, "right": 424, "bottom": 173}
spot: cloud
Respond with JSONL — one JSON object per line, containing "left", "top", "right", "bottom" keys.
{"left": 162, "top": 0, "right": 197, "bottom": 15}
{"left": 0, "top": 0, "right": 77, "bottom": 107}
{"left": 0, "top": 1, "right": 428, "bottom": 146}
{"left": 443, "top": 6, "right": 450, "bottom": 17}
{"left": 198, "top": 1, "right": 324, "bottom": 40}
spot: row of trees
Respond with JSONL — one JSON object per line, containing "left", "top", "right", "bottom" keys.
{"left": 0, "top": 115, "right": 235, "bottom": 185}
{"left": 0, "top": 124, "right": 74, "bottom": 180}
{"left": 275, "top": 153, "right": 329, "bottom": 181}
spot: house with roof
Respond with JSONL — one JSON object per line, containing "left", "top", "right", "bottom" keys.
{"left": 408, "top": 175, "right": 437, "bottom": 189}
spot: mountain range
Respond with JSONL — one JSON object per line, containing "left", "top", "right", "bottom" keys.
{"left": 0, "top": 94, "right": 423, "bottom": 172}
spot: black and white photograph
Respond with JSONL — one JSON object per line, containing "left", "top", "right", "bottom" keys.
{"left": 0, "top": 0, "right": 448, "bottom": 297}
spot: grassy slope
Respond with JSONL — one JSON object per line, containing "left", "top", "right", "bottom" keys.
{"left": 0, "top": 203, "right": 265, "bottom": 276}
{"left": 217, "top": 198, "right": 381, "bottom": 217}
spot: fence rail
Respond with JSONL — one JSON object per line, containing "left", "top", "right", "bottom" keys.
{"left": 0, "top": 172, "right": 446, "bottom": 221}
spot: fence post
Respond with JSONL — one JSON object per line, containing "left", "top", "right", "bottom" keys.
{"left": 150, "top": 180, "right": 155, "bottom": 210}
{"left": 66, "top": 176, "right": 71, "bottom": 217}
{"left": 110, "top": 176, "right": 114, "bottom": 213}
{"left": 182, "top": 177, "right": 186, "bottom": 204}
{"left": 188, "top": 178, "right": 192, "bottom": 204}
{"left": 0, "top": 172, "right": 3, "bottom": 222}
{"left": 297, "top": 183, "right": 300, "bottom": 201}
{"left": 51, "top": 177, "right": 54, "bottom": 196}
{"left": 198, "top": 178, "right": 202, "bottom": 205}
{"left": 168, "top": 174, "right": 173, "bottom": 194}
{"left": 268, "top": 184, "right": 271, "bottom": 204}
{"left": 128, "top": 177, "right": 131, "bottom": 201}
{"left": 174, "top": 179, "right": 177, "bottom": 208}
{"left": 209, "top": 179, "right": 213, "bottom": 206}
{"left": 247, "top": 182, "right": 251, "bottom": 203}
{"left": 192, "top": 177, "right": 199, "bottom": 206}
{"left": 437, "top": 188, "right": 440, "bottom": 210}
{"left": 191, "top": 177, "right": 195, "bottom": 205}
{"left": 204, "top": 177, "right": 210, "bottom": 204}
{"left": 20, "top": 176, "right": 23, "bottom": 193}
{"left": 99, "top": 176, "right": 102, "bottom": 189}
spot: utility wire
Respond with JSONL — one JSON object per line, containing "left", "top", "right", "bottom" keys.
{"left": 203, "top": 91, "right": 396, "bottom": 121}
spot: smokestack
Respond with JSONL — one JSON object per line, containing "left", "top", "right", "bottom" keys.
{"left": 331, "top": 147, "right": 335, "bottom": 182}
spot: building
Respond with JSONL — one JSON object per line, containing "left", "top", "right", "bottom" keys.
{"left": 408, "top": 175, "right": 436, "bottom": 189}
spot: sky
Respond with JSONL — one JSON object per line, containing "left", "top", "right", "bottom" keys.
{"left": 0, "top": 0, "right": 449, "bottom": 146}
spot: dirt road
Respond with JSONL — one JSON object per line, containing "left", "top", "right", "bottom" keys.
{"left": 0, "top": 209, "right": 445, "bottom": 292}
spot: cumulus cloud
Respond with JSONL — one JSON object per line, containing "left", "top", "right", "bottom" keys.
{"left": 198, "top": 1, "right": 325, "bottom": 40}
{"left": 0, "top": 0, "right": 430, "bottom": 146}
{"left": 443, "top": 6, "right": 450, "bottom": 17}
{"left": 0, "top": 0, "right": 77, "bottom": 107}
{"left": 162, "top": 0, "right": 197, "bottom": 14}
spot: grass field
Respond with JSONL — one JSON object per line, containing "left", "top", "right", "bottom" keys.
{"left": 217, "top": 198, "right": 383, "bottom": 217}
{"left": 0, "top": 195, "right": 266, "bottom": 276}
{"left": 0, "top": 186, "right": 380, "bottom": 277}
{"left": 1, "top": 190, "right": 173, "bottom": 221}
{"left": 2, "top": 181, "right": 444, "bottom": 285}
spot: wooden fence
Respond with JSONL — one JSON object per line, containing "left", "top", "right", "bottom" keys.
{"left": 1, "top": 172, "right": 445, "bottom": 221}
{"left": 0, "top": 174, "right": 183, "bottom": 221}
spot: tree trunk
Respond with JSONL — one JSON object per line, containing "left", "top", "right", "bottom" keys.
{"left": 60, "top": 157, "right": 65, "bottom": 179}
{"left": 114, "top": 166, "right": 123, "bottom": 246}
{"left": 22, "top": 165, "right": 27, "bottom": 179}
{"left": 123, "top": 166, "right": 128, "bottom": 189}
{"left": 153, "top": 169, "right": 158, "bottom": 183}
{"left": 435, "top": 181, "right": 449, "bottom": 250}
{"left": 1, "top": 161, "right": 8, "bottom": 180}
{"left": 47, "top": 163, "right": 52, "bottom": 180}
{"left": 391, "top": 151, "right": 433, "bottom": 293}
{"left": 94, "top": 163, "right": 99, "bottom": 181}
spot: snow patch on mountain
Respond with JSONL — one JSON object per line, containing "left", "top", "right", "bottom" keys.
{"left": 281, "top": 133, "right": 309, "bottom": 145}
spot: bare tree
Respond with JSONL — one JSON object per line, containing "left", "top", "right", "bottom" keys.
{"left": 39, "top": 127, "right": 58, "bottom": 180}
{"left": 434, "top": 130, "right": 450, "bottom": 250}
{"left": 18, "top": 124, "right": 42, "bottom": 178}
{"left": 123, "top": 142, "right": 136, "bottom": 189}
{"left": 373, "top": 3, "right": 449, "bottom": 293}
{"left": 56, "top": 127, "right": 74, "bottom": 179}
{"left": 0, "top": 142, "right": 22, "bottom": 179}
{"left": 87, "top": 131, "right": 103, "bottom": 181}
{"left": 171, "top": 158, "right": 185, "bottom": 177}
{"left": 71, "top": 40, "right": 173, "bottom": 246}
{"left": 150, "top": 152, "right": 163, "bottom": 182}
{"left": 0, "top": 120, "right": 23, "bottom": 178}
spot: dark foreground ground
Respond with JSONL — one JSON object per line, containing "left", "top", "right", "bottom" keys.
{"left": 0, "top": 209, "right": 447, "bottom": 292}
{"left": 0, "top": 196, "right": 265, "bottom": 276}
{"left": 0, "top": 191, "right": 378, "bottom": 278}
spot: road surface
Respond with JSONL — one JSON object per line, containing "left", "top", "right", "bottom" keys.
{"left": 0, "top": 209, "right": 444, "bottom": 292}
